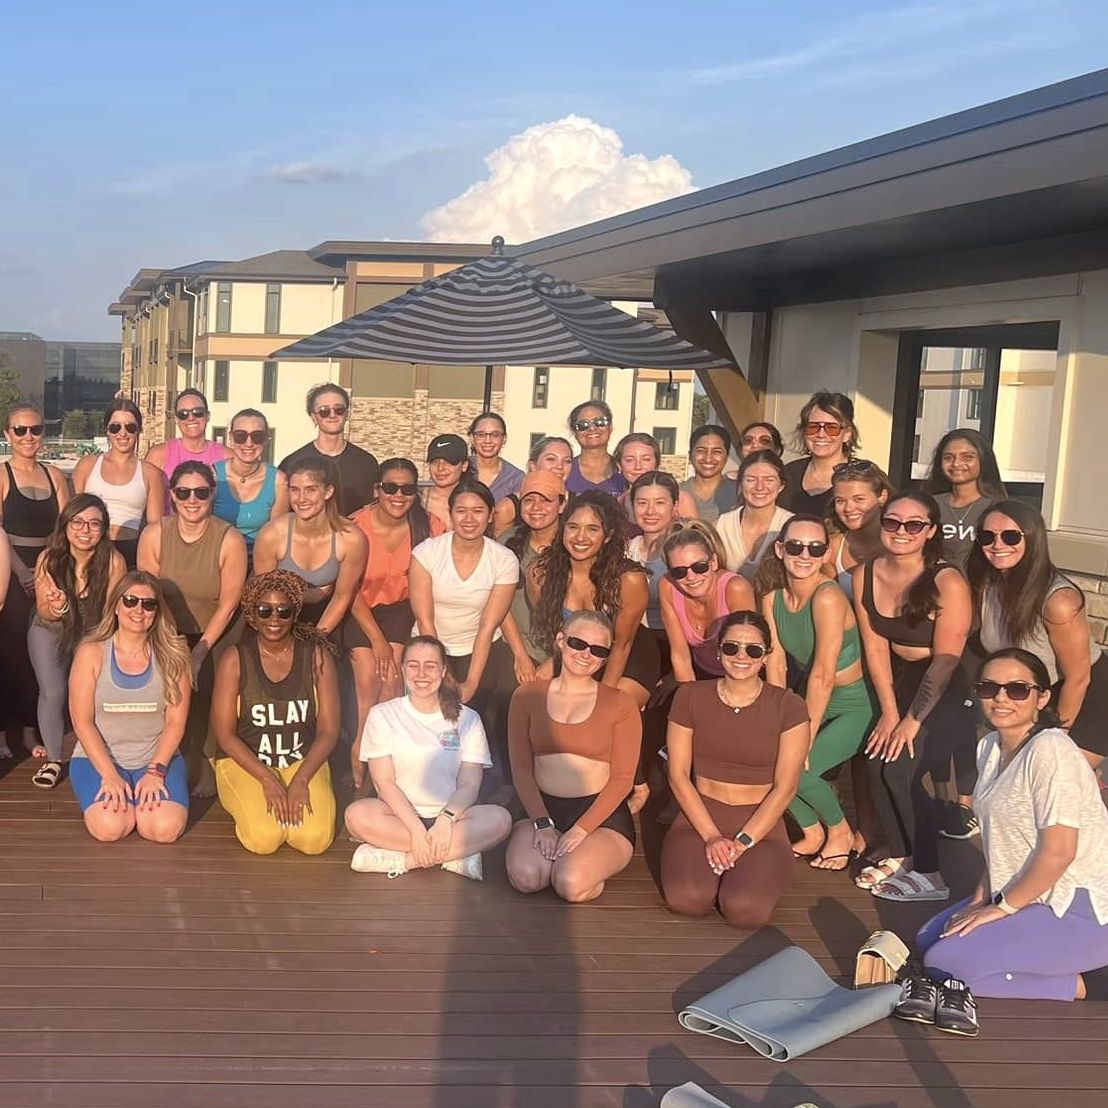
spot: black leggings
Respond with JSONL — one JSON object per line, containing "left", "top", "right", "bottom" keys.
{"left": 448, "top": 639, "right": 517, "bottom": 790}
{"left": 867, "top": 658, "right": 975, "bottom": 873}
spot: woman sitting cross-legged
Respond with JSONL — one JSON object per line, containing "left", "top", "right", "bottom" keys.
{"left": 506, "top": 611, "right": 642, "bottom": 903}
{"left": 661, "top": 611, "right": 809, "bottom": 929}
{"left": 67, "top": 572, "right": 192, "bottom": 843}
{"left": 211, "top": 570, "right": 340, "bottom": 856}
{"left": 345, "top": 636, "right": 513, "bottom": 879}
{"left": 916, "top": 648, "right": 1108, "bottom": 1001}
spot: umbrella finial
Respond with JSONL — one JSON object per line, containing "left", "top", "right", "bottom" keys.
{"left": 490, "top": 236, "right": 505, "bottom": 255}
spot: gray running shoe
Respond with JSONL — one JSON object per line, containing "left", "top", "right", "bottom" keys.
{"left": 894, "top": 975, "right": 939, "bottom": 1024}
{"left": 935, "top": 978, "right": 979, "bottom": 1037}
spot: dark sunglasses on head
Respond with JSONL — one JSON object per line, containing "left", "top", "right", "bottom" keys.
{"left": 10, "top": 424, "right": 44, "bottom": 437}
{"left": 804, "top": 420, "right": 843, "bottom": 437}
{"left": 231, "top": 429, "right": 267, "bottom": 445}
{"left": 256, "top": 603, "right": 295, "bottom": 621}
{"left": 782, "top": 539, "right": 829, "bottom": 557}
{"left": 833, "top": 459, "right": 879, "bottom": 477}
{"left": 572, "top": 416, "right": 611, "bottom": 432}
{"left": 176, "top": 406, "right": 207, "bottom": 421}
{"left": 974, "top": 679, "right": 1040, "bottom": 701}
{"left": 720, "top": 641, "right": 766, "bottom": 659}
{"left": 314, "top": 404, "right": 348, "bottom": 419}
{"left": 880, "top": 517, "right": 930, "bottom": 535}
{"left": 379, "top": 480, "right": 418, "bottom": 496}
{"left": 172, "top": 485, "right": 212, "bottom": 501}
{"left": 121, "top": 594, "right": 158, "bottom": 612}
{"left": 565, "top": 635, "right": 612, "bottom": 659}
{"left": 108, "top": 422, "right": 138, "bottom": 435}
{"left": 978, "top": 528, "right": 1024, "bottom": 546}
{"left": 669, "top": 558, "right": 711, "bottom": 580}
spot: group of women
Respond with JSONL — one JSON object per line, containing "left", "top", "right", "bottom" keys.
{"left": 1, "top": 383, "right": 1106, "bottom": 1004}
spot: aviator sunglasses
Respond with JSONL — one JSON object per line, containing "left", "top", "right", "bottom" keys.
{"left": 314, "top": 404, "right": 348, "bottom": 419}
{"left": 108, "top": 422, "right": 139, "bottom": 435}
{"left": 379, "top": 480, "right": 418, "bottom": 496}
{"left": 880, "top": 517, "right": 930, "bottom": 535}
{"left": 565, "top": 635, "right": 612, "bottom": 659}
{"left": 782, "top": 539, "right": 829, "bottom": 557}
{"left": 572, "top": 416, "right": 612, "bottom": 432}
{"left": 172, "top": 485, "right": 212, "bottom": 501}
{"left": 669, "top": 558, "right": 711, "bottom": 580}
{"left": 255, "top": 603, "right": 295, "bottom": 621}
{"left": 231, "top": 429, "right": 268, "bottom": 445}
{"left": 978, "top": 529, "right": 1024, "bottom": 546}
{"left": 10, "top": 423, "right": 44, "bottom": 437}
{"left": 176, "top": 406, "right": 207, "bottom": 421}
{"left": 803, "top": 420, "right": 843, "bottom": 437}
{"left": 974, "top": 679, "right": 1040, "bottom": 701}
{"left": 720, "top": 641, "right": 766, "bottom": 659}
{"left": 121, "top": 594, "right": 158, "bottom": 612}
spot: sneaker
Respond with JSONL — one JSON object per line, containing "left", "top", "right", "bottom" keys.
{"left": 938, "top": 802, "right": 980, "bottom": 840}
{"left": 351, "top": 844, "right": 407, "bottom": 878}
{"left": 441, "top": 853, "right": 483, "bottom": 881}
{"left": 935, "top": 978, "right": 979, "bottom": 1037}
{"left": 893, "top": 975, "right": 939, "bottom": 1024}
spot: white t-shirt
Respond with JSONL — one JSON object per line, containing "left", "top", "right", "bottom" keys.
{"left": 360, "top": 697, "right": 491, "bottom": 817}
{"left": 411, "top": 533, "right": 520, "bottom": 655}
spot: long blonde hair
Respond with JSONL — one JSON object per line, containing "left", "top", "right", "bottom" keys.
{"left": 85, "top": 571, "right": 190, "bottom": 705}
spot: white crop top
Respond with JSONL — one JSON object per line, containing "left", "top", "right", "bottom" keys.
{"left": 84, "top": 454, "right": 147, "bottom": 533}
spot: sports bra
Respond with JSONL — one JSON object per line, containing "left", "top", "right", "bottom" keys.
{"left": 276, "top": 514, "right": 340, "bottom": 588}
{"left": 2, "top": 461, "right": 59, "bottom": 568}
{"left": 861, "top": 560, "right": 945, "bottom": 648}
{"left": 84, "top": 454, "right": 147, "bottom": 533}
{"left": 773, "top": 581, "right": 862, "bottom": 671}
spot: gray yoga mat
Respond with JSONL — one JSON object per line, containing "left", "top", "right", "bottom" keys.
{"left": 678, "top": 945, "right": 900, "bottom": 1061}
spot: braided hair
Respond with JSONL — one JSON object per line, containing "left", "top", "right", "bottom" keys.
{"left": 241, "top": 570, "right": 337, "bottom": 654}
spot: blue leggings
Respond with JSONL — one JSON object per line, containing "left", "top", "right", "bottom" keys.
{"left": 918, "top": 889, "right": 1108, "bottom": 1000}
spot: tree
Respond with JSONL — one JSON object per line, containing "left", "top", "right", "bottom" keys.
{"left": 0, "top": 353, "right": 22, "bottom": 425}
{"left": 62, "top": 410, "right": 96, "bottom": 439}
{"left": 691, "top": 388, "right": 711, "bottom": 431}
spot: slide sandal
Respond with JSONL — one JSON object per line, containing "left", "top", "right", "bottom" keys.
{"left": 31, "top": 761, "right": 63, "bottom": 790}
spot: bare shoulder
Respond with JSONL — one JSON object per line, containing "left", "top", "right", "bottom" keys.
{"left": 1044, "top": 584, "right": 1086, "bottom": 623}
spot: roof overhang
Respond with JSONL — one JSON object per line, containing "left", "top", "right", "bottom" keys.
{"left": 308, "top": 240, "right": 492, "bottom": 266}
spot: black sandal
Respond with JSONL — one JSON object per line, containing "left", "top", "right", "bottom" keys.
{"left": 31, "top": 761, "right": 63, "bottom": 789}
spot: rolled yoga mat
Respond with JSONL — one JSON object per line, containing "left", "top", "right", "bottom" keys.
{"left": 678, "top": 945, "right": 901, "bottom": 1061}
{"left": 660, "top": 1083, "right": 734, "bottom": 1108}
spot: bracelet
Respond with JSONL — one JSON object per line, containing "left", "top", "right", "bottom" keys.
{"left": 146, "top": 763, "right": 167, "bottom": 778}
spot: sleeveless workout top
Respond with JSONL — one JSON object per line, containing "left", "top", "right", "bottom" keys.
{"left": 861, "top": 560, "right": 946, "bottom": 648}
{"left": 678, "top": 477, "right": 737, "bottom": 524}
{"left": 565, "top": 457, "right": 627, "bottom": 497}
{"left": 671, "top": 571, "right": 739, "bottom": 676}
{"left": 212, "top": 461, "right": 278, "bottom": 551}
{"left": 235, "top": 636, "right": 317, "bottom": 767}
{"left": 833, "top": 536, "right": 856, "bottom": 599}
{"left": 161, "top": 438, "right": 226, "bottom": 482}
{"left": 2, "top": 461, "right": 59, "bottom": 569}
{"left": 276, "top": 515, "right": 340, "bottom": 588}
{"left": 773, "top": 581, "right": 861, "bottom": 672}
{"left": 627, "top": 535, "right": 667, "bottom": 630}
{"left": 158, "top": 516, "right": 231, "bottom": 636}
{"left": 84, "top": 454, "right": 147, "bottom": 533}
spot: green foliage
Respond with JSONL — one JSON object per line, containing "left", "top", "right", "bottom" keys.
{"left": 62, "top": 409, "right": 98, "bottom": 439}
{"left": 0, "top": 355, "right": 22, "bottom": 426}
{"left": 691, "top": 389, "right": 711, "bottom": 430}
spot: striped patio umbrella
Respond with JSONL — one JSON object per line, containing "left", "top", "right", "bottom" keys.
{"left": 274, "top": 238, "right": 735, "bottom": 402}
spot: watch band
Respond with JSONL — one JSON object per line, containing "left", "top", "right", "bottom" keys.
{"left": 992, "top": 890, "right": 1018, "bottom": 916}
{"left": 533, "top": 816, "right": 555, "bottom": 831}
{"left": 734, "top": 831, "right": 756, "bottom": 848}
{"left": 441, "top": 808, "right": 458, "bottom": 822}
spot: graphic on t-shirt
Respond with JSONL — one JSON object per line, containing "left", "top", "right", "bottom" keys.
{"left": 439, "top": 728, "right": 461, "bottom": 750}
{"left": 251, "top": 699, "right": 310, "bottom": 768}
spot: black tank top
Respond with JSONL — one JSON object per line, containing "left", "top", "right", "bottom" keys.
{"left": 861, "top": 560, "right": 945, "bottom": 649}
{"left": 235, "top": 636, "right": 317, "bottom": 768}
{"left": 3, "top": 461, "right": 60, "bottom": 569}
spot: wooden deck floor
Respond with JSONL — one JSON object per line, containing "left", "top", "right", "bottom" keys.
{"left": 2, "top": 756, "right": 1106, "bottom": 1108}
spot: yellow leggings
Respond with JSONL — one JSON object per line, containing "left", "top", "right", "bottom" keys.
{"left": 215, "top": 759, "right": 336, "bottom": 856}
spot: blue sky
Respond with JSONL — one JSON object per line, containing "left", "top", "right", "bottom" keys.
{"left": 4, "top": 0, "right": 1107, "bottom": 340}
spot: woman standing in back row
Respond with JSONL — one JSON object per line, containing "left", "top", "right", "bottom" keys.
{"left": 145, "top": 389, "right": 226, "bottom": 493}
{"left": 780, "top": 391, "right": 859, "bottom": 517}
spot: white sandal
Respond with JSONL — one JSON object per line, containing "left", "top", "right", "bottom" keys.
{"left": 854, "top": 857, "right": 907, "bottom": 890}
{"left": 871, "top": 870, "right": 949, "bottom": 902}
{"left": 31, "top": 761, "right": 63, "bottom": 789}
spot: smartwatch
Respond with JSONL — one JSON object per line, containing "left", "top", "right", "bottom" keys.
{"left": 533, "top": 816, "right": 555, "bottom": 831}
{"left": 734, "top": 831, "right": 755, "bottom": 849}
{"left": 992, "top": 890, "right": 1017, "bottom": 916}
{"left": 441, "top": 808, "right": 458, "bottom": 822}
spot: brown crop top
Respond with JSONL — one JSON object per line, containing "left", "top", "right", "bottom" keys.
{"left": 668, "top": 680, "right": 809, "bottom": 786}
{"left": 507, "top": 679, "right": 643, "bottom": 833}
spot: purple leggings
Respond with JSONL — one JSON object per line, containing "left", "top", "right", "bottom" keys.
{"left": 918, "top": 889, "right": 1108, "bottom": 1000}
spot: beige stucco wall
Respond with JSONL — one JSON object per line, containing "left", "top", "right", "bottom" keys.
{"left": 201, "top": 281, "right": 343, "bottom": 336}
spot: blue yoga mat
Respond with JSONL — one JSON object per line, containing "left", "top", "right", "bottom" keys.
{"left": 678, "top": 945, "right": 900, "bottom": 1061}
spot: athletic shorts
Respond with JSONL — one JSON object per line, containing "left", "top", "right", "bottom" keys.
{"left": 69, "top": 754, "right": 189, "bottom": 813}
{"left": 540, "top": 789, "right": 636, "bottom": 846}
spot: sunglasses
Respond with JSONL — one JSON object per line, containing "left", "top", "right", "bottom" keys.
{"left": 880, "top": 517, "right": 931, "bottom": 535}
{"left": 741, "top": 434, "right": 774, "bottom": 447}
{"left": 782, "top": 539, "right": 829, "bottom": 557}
{"left": 565, "top": 635, "right": 612, "bottom": 659}
{"left": 978, "top": 529, "right": 1024, "bottom": 547}
{"left": 669, "top": 558, "right": 712, "bottom": 580}
{"left": 10, "top": 424, "right": 44, "bottom": 437}
{"left": 720, "top": 641, "right": 766, "bottom": 659}
{"left": 379, "top": 481, "right": 418, "bottom": 497}
{"left": 833, "top": 459, "right": 879, "bottom": 477}
{"left": 974, "top": 679, "right": 1040, "bottom": 701}
{"left": 804, "top": 421, "right": 843, "bottom": 437}
{"left": 121, "top": 594, "right": 158, "bottom": 612}
{"left": 255, "top": 603, "right": 295, "bottom": 621}
{"left": 67, "top": 516, "right": 105, "bottom": 533}
{"left": 231, "top": 429, "right": 268, "bottom": 445}
{"left": 314, "top": 404, "right": 348, "bottom": 419}
{"left": 108, "top": 422, "right": 139, "bottom": 435}
{"left": 572, "top": 416, "right": 612, "bottom": 432}
{"left": 176, "top": 406, "right": 207, "bottom": 421}
{"left": 172, "top": 485, "right": 212, "bottom": 501}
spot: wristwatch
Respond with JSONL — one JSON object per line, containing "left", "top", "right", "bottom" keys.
{"left": 533, "top": 816, "right": 555, "bottom": 831}
{"left": 441, "top": 808, "right": 458, "bottom": 822}
{"left": 992, "top": 890, "right": 1017, "bottom": 915}
{"left": 734, "top": 831, "right": 756, "bottom": 849}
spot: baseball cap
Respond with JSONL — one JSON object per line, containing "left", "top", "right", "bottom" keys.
{"left": 519, "top": 470, "right": 565, "bottom": 502}
{"left": 426, "top": 434, "right": 468, "bottom": 465}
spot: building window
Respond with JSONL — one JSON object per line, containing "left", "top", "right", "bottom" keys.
{"left": 590, "top": 368, "right": 606, "bottom": 403}
{"left": 655, "top": 380, "right": 679, "bottom": 410}
{"left": 198, "top": 289, "right": 208, "bottom": 336}
{"left": 262, "top": 361, "right": 278, "bottom": 404}
{"left": 532, "top": 366, "right": 549, "bottom": 408}
{"left": 214, "top": 360, "right": 230, "bottom": 402}
{"left": 912, "top": 433, "right": 921, "bottom": 463}
{"left": 212, "top": 425, "right": 227, "bottom": 446}
{"left": 653, "top": 426, "right": 677, "bottom": 455}
{"left": 529, "top": 432, "right": 545, "bottom": 454}
{"left": 966, "top": 388, "right": 982, "bottom": 420}
{"left": 969, "top": 347, "right": 988, "bottom": 370}
{"left": 264, "top": 284, "right": 281, "bottom": 335}
{"left": 215, "top": 282, "right": 232, "bottom": 333}
{"left": 916, "top": 389, "right": 925, "bottom": 418}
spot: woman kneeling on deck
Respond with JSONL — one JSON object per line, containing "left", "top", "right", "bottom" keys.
{"left": 506, "top": 611, "right": 642, "bottom": 902}
{"left": 345, "top": 635, "right": 513, "bottom": 880}
{"left": 68, "top": 572, "right": 192, "bottom": 843}
{"left": 211, "top": 570, "right": 339, "bottom": 856}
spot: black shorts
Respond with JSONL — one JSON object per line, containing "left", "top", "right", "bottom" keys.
{"left": 1060, "top": 653, "right": 1108, "bottom": 757}
{"left": 372, "top": 599, "right": 415, "bottom": 645}
{"left": 597, "top": 625, "right": 661, "bottom": 694}
{"left": 539, "top": 790, "right": 636, "bottom": 846}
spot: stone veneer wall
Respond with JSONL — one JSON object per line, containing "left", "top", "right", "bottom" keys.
{"left": 1067, "top": 572, "right": 1108, "bottom": 648}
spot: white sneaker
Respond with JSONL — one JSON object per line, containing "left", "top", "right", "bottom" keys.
{"left": 351, "top": 844, "right": 407, "bottom": 878}
{"left": 441, "top": 853, "right": 483, "bottom": 880}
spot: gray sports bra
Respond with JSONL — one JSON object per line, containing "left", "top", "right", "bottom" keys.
{"left": 276, "top": 515, "right": 339, "bottom": 588}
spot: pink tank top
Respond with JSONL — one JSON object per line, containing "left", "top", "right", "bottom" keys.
{"left": 672, "top": 571, "right": 738, "bottom": 677}
{"left": 162, "top": 438, "right": 226, "bottom": 482}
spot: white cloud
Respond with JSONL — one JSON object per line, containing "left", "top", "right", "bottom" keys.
{"left": 420, "top": 114, "right": 695, "bottom": 244}
{"left": 263, "top": 161, "right": 351, "bottom": 185}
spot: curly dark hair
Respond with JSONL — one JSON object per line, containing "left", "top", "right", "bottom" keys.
{"left": 531, "top": 491, "right": 639, "bottom": 654}
{"left": 241, "top": 570, "right": 337, "bottom": 653}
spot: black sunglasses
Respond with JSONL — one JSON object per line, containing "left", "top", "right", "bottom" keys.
{"left": 255, "top": 603, "right": 295, "bottom": 621}
{"left": 978, "top": 529, "right": 1024, "bottom": 546}
{"left": 172, "top": 485, "right": 212, "bottom": 501}
{"left": 565, "top": 635, "right": 612, "bottom": 659}
{"left": 380, "top": 481, "right": 418, "bottom": 496}
{"left": 231, "top": 429, "right": 268, "bottom": 445}
{"left": 121, "top": 594, "right": 158, "bottom": 612}
{"left": 176, "top": 406, "right": 207, "bottom": 421}
{"left": 669, "top": 558, "right": 712, "bottom": 581}
{"left": 782, "top": 539, "right": 829, "bottom": 557}
{"left": 832, "top": 459, "right": 879, "bottom": 477}
{"left": 880, "top": 517, "right": 930, "bottom": 535}
{"left": 314, "top": 404, "right": 348, "bottom": 419}
{"left": 10, "top": 424, "right": 44, "bottom": 437}
{"left": 572, "top": 416, "right": 611, "bottom": 432}
{"left": 108, "top": 422, "right": 139, "bottom": 435}
{"left": 720, "top": 641, "right": 766, "bottom": 659}
{"left": 975, "top": 679, "right": 1040, "bottom": 701}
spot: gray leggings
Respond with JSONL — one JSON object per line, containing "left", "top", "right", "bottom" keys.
{"left": 27, "top": 621, "right": 72, "bottom": 761}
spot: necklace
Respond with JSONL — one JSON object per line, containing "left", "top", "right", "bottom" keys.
{"left": 230, "top": 461, "right": 262, "bottom": 484}
{"left": 260, "top": 643, "right": 291, "bottom": 660}
{"left": 113, "top": 635, "right": 148, "bottom": 659}
{"left": 716, "top": 679, "right": 763, "bottom": 714}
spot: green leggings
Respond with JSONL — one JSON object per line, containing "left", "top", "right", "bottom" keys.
{"left": 788, "top": 679, "right": 875, "bottom": 829}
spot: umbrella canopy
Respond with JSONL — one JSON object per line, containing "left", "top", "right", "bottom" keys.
{"left": 274, "top": 237, "right": 735, "bottom": 371}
